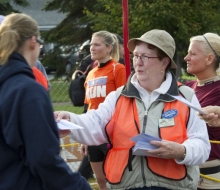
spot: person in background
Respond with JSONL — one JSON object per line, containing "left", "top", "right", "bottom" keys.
{"left": 35, "top": 59, "right": 48, "bottom": 81}
{"left": 113, "top": 33, "right": 125, "bottom": 64}
{"left": 35, "top": 59, "right": 50, "bottom": 90}
{"left": 81, "top": 31, "right": 126, "bottom": 190}
{"left": 70, "top": 33, "right": 126, "bottom": 182}
{"left": 55, "top": 29, "right": 210, "bottom": 190}
{"left": 71, "top": 33, "right": 125, "bottom": 80}
{"left": 32, "top": 66, "right": 48, "bottom": 90}
{"left": 184, "top": 33, "right": 220, "bottom": 190}
{"left": 0, "top": 13, "right": 91, "bottom": 190}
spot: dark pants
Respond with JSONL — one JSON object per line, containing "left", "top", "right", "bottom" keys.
{"left": 77, "top": 155, "right": 93, "bottom": 180}
{"left": 129, "top": 187, "right": 170, "bottom": 190}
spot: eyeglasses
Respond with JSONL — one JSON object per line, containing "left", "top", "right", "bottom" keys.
{"left": 36, "top": 38, "right": 44, "bottom": 49}
{"left": 132, "top": 54, "right": 159, "bottom": 62}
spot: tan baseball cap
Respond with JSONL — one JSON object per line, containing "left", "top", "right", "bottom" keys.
{"left": 128, "top": 29, "right": 177, "bottom": 69}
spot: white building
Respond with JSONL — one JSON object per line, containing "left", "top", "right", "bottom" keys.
{"left": 11, "top": 0, "right": 66, "bottom": 31}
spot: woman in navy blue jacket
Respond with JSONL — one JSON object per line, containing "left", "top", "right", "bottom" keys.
{"left": 0, "top": 13, "right": 91, "bottom": 190}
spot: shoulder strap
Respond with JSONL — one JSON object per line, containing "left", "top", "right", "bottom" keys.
{"left": 84, "top": 60, "right": 98, "bottom": 75}
{"left": 178, "top": 85, "right": 194, "bottom": 102}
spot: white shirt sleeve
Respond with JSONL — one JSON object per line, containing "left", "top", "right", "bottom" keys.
{"left": 176, "top": 94, "right": 211, "bottom": 165}
{"left": 68, "top": 91, "right": 117, "bottom": 145}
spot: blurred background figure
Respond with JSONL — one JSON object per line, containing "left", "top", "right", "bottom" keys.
{"left": 81, "top": 31, "right": 126, "bottom": 190}
{"left": 184, "top": 32, "right": 220, "bottom": 190}
{"left": 69, "top": 33, "right": 126, "bottom": 184}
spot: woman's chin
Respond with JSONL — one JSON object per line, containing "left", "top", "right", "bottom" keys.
{"left": 186, "top": 68, "right": 194, "bottom": 75}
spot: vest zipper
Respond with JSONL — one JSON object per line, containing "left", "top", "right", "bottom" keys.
{"left": 142, "top": 111, "right": 148, "bottom": 132}
{"left": 141, "top": 110, "right": 148, "bottom": 186}
{"left": 141, "top": 157, "right": 147, "bottom": 185}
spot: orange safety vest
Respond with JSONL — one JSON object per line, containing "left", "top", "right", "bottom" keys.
{"left": 104, "top": 93, "right": 189, "bottom": 184}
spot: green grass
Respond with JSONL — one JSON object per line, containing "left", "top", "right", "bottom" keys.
{"left": 88, "top": 178, "right": 99, "bottom": 190}
{"left": 53, "top": 104, "right": 83, "bottom": 113}
{"left": 49, "top": 79, "right": 84, "bottom": 113}
{"left": 49, "top": 80, "right": 70, "bottom": 102}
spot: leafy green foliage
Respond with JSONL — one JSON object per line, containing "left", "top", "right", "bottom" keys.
{"left": 0, "top": 0, "right": 29, "bottom": 15}
{"left": 84, "top": 0, "right": 220, "bottom": 76}
{"left": 3, "top": 0, "right": 220, "bottom": 78}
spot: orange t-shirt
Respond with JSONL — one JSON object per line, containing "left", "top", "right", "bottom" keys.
{"left": 32, "top": 67, "right": 48, "bottom": 90}
{"left": 84, "top": 60, "right": 126, "bottom": 110}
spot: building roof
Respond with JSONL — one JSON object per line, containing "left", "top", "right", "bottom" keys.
{"left": 10, "top": 0, "right": 66, "bottom": 31}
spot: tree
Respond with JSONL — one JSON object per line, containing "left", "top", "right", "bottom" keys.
{"left": 84, "top": 0, "right": 220, "bottom": 77}
{"left": 0, "top": 0, "right": 29, "bottom": 15}
{"left": 40, "top": 0, "right": 99, "bottom": 78}
{"left": 34, "top": 0, "right": 220, "bottom": 77}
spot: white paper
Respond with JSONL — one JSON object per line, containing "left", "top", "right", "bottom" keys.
{"left": 130, "top": 133, "right": 161, "bottom": 143}
{"left": 132, "top": 141, "right": 159, "bottom": 157}
{"left": 130, "top": 133, "right": 161, "bottom": 157}
{"left": 166, "top": 93, "right": 206, "bottom": 114}
{"left": 57, "top": 119, "right": 84, "bottom": 130}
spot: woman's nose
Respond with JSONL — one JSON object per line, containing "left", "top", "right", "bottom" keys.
{"left": 184, "top": 54, "right": 189, "bottom": 61}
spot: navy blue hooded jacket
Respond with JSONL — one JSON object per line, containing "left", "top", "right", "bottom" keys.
{"left": 0, "top": 52, "right": 91, "bottom": 190}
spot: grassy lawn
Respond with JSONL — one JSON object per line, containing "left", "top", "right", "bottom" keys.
{"left": 53, "top": 104, "right": 83, "bottom": 113}
{"left": 88, "top": 178, "right": 99, "bottom": 190}
{"left": 49, "top": 80, "right": 70, "bottom": 102}
{"left": 49, "top": 80, "right": 84, "bottom": 113}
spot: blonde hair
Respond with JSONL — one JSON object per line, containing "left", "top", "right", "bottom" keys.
{"left": 0, "top": 13, "right": 39, "bottom": 65}
{"left": 190, "top": 33, "right": 220, "bottom": 70}
{"left": 92, "top": 31, "right": 119, "bottom": 62}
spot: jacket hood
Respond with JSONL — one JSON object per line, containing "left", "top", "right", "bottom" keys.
{"left": 0, "top": 52, "right": 34, "bottom": 85}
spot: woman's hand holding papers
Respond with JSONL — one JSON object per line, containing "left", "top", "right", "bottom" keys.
{"left": 147, "top": 140, "right": 186, "bottom": 160}
{"left": 199, "top": 106, "right": 220, "bottom": 127}
{"left": 54, "top": 111, "right": 71, "bottom": 138}
{"left": 54, "top": 111, "right": 70, "bottom": 121}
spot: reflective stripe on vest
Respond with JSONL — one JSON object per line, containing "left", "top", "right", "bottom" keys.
{"left": 104, "top": 93, "right": 189, "bottom": 184}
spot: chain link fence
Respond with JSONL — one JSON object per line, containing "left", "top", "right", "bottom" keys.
{"left": 50, "top": 79, "right": 83, "bottom": 172}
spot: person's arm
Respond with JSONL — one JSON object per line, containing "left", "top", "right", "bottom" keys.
{"left": 176, "top": 94, "right": 211, "bottom": 165}
{"left": 199, "top": 106, "right": 220, "bottom": 127}
{"left": 19, "top": 85, "right": 91, "bottom": 190}
{"left": 56, "top": 91, "right": 117, "bottom": 145}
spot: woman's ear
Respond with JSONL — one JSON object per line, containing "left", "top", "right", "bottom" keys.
{"left": 162, "top": 57, "right": 170, "bottom": 67}
{"left": 107, "top": 45, "right": 113, "bottom": 53}
{"left": 207, "top": 54, "right": 215, "bottom": 65}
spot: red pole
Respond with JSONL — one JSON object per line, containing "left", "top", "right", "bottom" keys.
{"left": 122, "top": 0, "right": 131, "bottom": 79}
